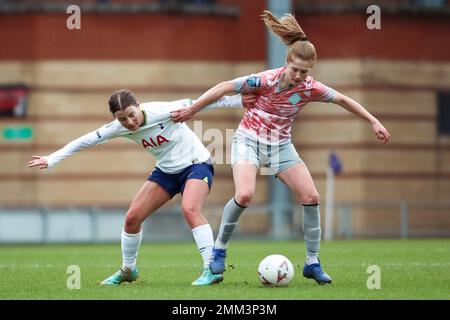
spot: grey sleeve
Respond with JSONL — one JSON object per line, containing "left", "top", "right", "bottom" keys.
{"left": 200, "top": 95, "right": 243, "bottom": 112}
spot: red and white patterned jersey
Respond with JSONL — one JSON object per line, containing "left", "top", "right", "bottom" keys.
{"left": 233, "top": 67, "right": 336, "bottom": 144}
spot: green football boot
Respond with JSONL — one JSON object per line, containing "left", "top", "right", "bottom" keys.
{"left": 191, "top": 268, "right": 223, "bottom": 286}
{"left": 101, "top": 267, "right": 139, "bottom": 285}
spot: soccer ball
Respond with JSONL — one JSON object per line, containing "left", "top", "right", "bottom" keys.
{"left": 257, "top": 254, "right": 294, "bottom": 286}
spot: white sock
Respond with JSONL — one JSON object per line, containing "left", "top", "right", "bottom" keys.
{"left": 192, "top": 224, "right": 214, "bottom": 269}
{"left": 121, "top": 229, "right": 142, "bottom": 270}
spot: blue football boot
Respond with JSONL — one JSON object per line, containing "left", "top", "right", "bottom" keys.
{"left": 209, "top": 248, "right": 227, "bottom": 274}
{"left": 303, "top": 261, "right": 332, "bottom": 284}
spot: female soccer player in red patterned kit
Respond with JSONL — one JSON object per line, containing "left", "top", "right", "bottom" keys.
{"left": 171, "top": 10, "right": 391, "bottom": 285}
{"left": 28, "top": 89, "right": 248, "bottom": 286}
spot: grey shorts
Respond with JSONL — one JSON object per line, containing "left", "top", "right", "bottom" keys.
{"left": 231, "top": 132, "right": 303, "bottom": 175}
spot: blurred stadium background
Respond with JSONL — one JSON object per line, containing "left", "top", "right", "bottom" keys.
{"left": 0, "top": 0, "right": 449, "bottom": 244}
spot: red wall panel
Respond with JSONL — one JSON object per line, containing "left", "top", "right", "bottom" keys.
{"left": 0, "top": 4, "right": 448, "bottom": 62}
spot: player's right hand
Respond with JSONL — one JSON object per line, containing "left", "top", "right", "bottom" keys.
{"left": 170, "top": 106, "right": 197, "bottom": 123}
{"left": 28, "top": 155, "right": 48, "bottom": 169}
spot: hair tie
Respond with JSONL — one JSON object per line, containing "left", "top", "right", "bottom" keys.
{"left": 300, "top": 36, "right": 308, "bottom": 41}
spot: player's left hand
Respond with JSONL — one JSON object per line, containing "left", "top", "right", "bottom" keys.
{"left": 171, "top": 106, "right": 196, "bottom": 123}
{"left": 371, "top": 119, "right": 391, "bottom": 144}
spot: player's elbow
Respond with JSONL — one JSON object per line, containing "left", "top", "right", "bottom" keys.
{"left": 332, "top": 94, "right": 348, "bottom": 107}
{"left": 217, "top": 81, "right": 236, "bottom": 95}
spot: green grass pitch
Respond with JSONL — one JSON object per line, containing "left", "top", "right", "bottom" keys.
{"left": 1, "top": 239, "right": 449, "bottom": 300}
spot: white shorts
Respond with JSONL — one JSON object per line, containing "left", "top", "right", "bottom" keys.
{"left": 231, "top": 132, "right": 303, "bottom": 175}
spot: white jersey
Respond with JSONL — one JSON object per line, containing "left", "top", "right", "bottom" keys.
{"left": 45, "top": 95, "right": 243, "bottom": 174}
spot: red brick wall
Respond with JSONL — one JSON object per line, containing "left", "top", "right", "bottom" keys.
{"left": 0, "top": 0, "right": 266, "bottom": 61}
{"left": 300, "top": 14, "right": 450, "bottom": 61}
{"left": 1, "top": 2, "right": 448, "bottom": 62}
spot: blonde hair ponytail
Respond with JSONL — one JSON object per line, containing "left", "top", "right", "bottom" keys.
{"left": 261, "top": 10, "right": 316, "bottom": 62}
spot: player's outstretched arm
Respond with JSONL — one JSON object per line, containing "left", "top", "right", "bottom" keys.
{"left": 171, "top": 80, "right": 236, "bottom": 123}
{"left": 331, "top": 91, "right": 391, "bottom": 144}
{"left": 28, "top": 155, "right": 48, "bottom": 169}
{"left": 27, "top": 127, "right": 114, "bottom": 170}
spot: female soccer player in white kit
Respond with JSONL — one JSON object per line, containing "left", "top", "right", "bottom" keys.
{"left": 28, "top": 89, "right": 246, "bottom": 286}
{"left": 171, "top": 11, "right": 391, "bottom": 285}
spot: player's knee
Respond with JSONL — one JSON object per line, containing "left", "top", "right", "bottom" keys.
{"left": 235, "top": 189, "right": 254, "bottom": 207}
{"left": 302, "top": 192, "right": 320, "bottom": 205}
{"left": 181, "top": 203, "right": 200, "bottom": 222}
{"left": 124, "top": 210, "right": 142, "bottom": 230}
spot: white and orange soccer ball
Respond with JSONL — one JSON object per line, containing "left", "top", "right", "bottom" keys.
{"left": 257, "top": 254, "right": 294, "bottom": 286}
